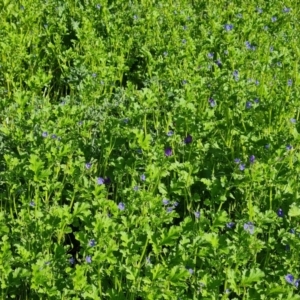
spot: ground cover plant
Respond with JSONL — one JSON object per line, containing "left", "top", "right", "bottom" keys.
{"left": 0, "top": 0, "right": 300, "bottom": 299}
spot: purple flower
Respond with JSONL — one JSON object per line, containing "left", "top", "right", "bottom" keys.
{"left": 246, "top": 101, "right": 252, "bottom": 109}
{"left": 69, "top": 257, "right": 75, "bottom": 265}
{"left": 167, "top": 207, "right": 174, "bottom": 213}
{"left": 118, "top": 202, "right": 125, "bottom": 211}
{"left": 167, "top": 131, "right": 174, "bottom": 136}
{"left": 239, "top": 164, "right": 246, "bottom": 171}
{"left": 29, "top": 201, "right": 35, "bottom": 207}
{"left": 215, "top": 59, "right": 222, "bottom": 67}
{"left": 285, "top": 274, "right": 294, "bottom": 284}
{"left": 208, "top": 98, "right": 216, "bottom": 107}
{"left": 249, "top": 155, "right": 255, "bottom": 163}
{"left": 188, "top": 268, "right": 194, "bottom": 275}
{"left": 86, "top": 256, "right": 92, "bottom": 263}
{"left": 184, "top": 134, "right": 192, "bottom": 144}
{"left": 208, "top": 53, "right": 214, "bottom": 59}
{"left": 165, "top": 147, "right": 172, "bottom": 156}
{"left": 85, "top": 163, "right": 91, "bottom": 169}
{"left": 224, "top": 24, "right": 233, "bottom": 31}
{"left": 104, "top": 177, "right": 111, "bottom": 184}
{"left": 277, "top": 208, "right": 284, "bottom": 217}
{"left": 89, "top": 239, "right": 96, "bottom": 247}
{"left": 290, "top": 118, "right": 296, "bottom": 124}
{"left": 174, "top": 202, "right": 179, "bottom": 207}
{"left": 283, "top": 7, "right": 291, "bottom": 13}
{"left": 286, "top": 144, "right": 292, "bottom": 151}
{"left": 162, "top": 199, "right": 169, "bottom": 205}
{"left": 42, "top": 132, "right": 48, "bottom": 138}
{"left": 226, "top": 222, "right": 235, "bottom": 229}
{"left": 254, "top": 98, "right": 259, "bottom": 104}
{"left": 245, "top": 41, "right": 252, "bottom": 50}
{"left": 97, "top": 177, "right": 105, "bottom": 185}
{"left": 244, "top": 222, "right": 255, "bottom": 234}
{"left": 133, "top": 186, "right": 139, "bottom": 191}
{"left": 271, "top": 16, "right": 277, "bottom": 22}
{"left": 51, "top": 134, "right": 57, "bottom": 139}
{"left": 295, "top": 279, "right": 300, "bottom": 288}
{"left": 194, "top": 211, "right": 200, "bottom": 218}
{"left": 288, "top": 79, "right": 293, "bottom": 86}
{"left": 140, "top": 174, "right": 146, "bottom": 181}
{"left": 234, "top": 158, "right": 241, "bottom": 164}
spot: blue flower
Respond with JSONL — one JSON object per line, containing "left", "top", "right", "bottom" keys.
{"left": 165, "top": 147, "right": 172, "bottom": 156}
{"left": 271, "top": 16, "right": 277, "bottom": 22}
{"left": 194, "top": 211, "right": 200, "bottom": 218}
{"left": 140, "top": 174, "right": 146, "bottom": 181}
{"left": 256, "top": 7, "right": 263, "bottom": 13}
{"left": 249, "top": 155, "right": 255, "bottom": 163}
{"left": 97, "top": 177, "right": 105, "bottom": 185}
{"left": 86, "top": 256, "right": 92, "bottom": 263}
{"left": 283, "top": 7, "right": 291, "bottom": 13}
{"left": 85, "top": 163, "right": 91, "bottom": 169}
{"left": 167, "top": 207, "right": 174, "bottom": 213}
{"left": 290, "top": 229, "right": 295, "bottom": 234}
{"left": 290, "top": 118, "right": 296, "bottom": 124}
{"left": 208, "top": 98, "right": 216, "bottom": 107}
{"left": 69, "top": 257, "right": 75, "bottom": 265}
{"left": 118, "top": 202, "right": 125, "bottom": 211}
{"left": 89, "top": 239, "right": 96, "bottom": 247}
{"left": 239, "top": 164, "right": 246, "bottom": 171}
{"left": 167, "top": 131, "right": 174, "bottom": 136}
{"left": 162, "top": 199, "right": 169, "bottom": 205}
{"left": 295, "top": 279, "right": 300, "bottom": 288}
{"left": 208, "top": 53, "right": 214, "bottom": 59}
{"left": 277, "top": 208, "right": 284, "bottom": 217}
{"left": 42, "top": 131, "right": 48, "bottom": 138}
{"left": 224, "top": 24, "right": 233, "bottom": 31}
{"left": 29, "top": 201, "right": 35, "bottom": 207}
{"left": 184, "top": 134, "right": 192, "bottom": 144}
{"left": 244, "top": 222, "right": 255, "bottom": 234}
{"left": 288, "top": 79, "right": 293, "bottom": 86}
{"left": 92, "top": 73, "right": 97, "bottom": 78}
{"left": 133, "top": 186, "right": 139, "bottom": 191}
{"left": 215, "top": 59, "right": 222, "bottom": 67}
{"left": 188, "top": 268, "right": 194, "bottom": 274}
{"left": 226, "top": 222, "right": 235, "bottom": 229}
{"left": 51, "top": 134, "right": 57, "bottom": 139}
{"left": 246, "top": 101, "right": 252, "bottom": 109}
{"left": 285, "top": 274, "right": 294, "bottom": 284}
{"left": 286, "top": 144, "right": 292, "bottom": 151}
{"left": 182, "top": 79, "right": 188, "bottom": 85}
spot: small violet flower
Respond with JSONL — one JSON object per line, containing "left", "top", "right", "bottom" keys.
{"left": 286, "top": 144, "right": 292, "bottom": 151}
{"left": 194, "top": 211, "right": 200, "bottom": 218}
{"left": 239, "top": 164, "right": 246, "bottom": 171}
{"left": 42, "top": 132, "right": 48, "bottom": 138}
{"left": 162, "top": 199, "right": 169, "bottom": 205}
{"left": 226, "top": 222, "right": 235, "bottom": 229}
{"left": 140, "top": 174, "right": 146, "bottom": 181}
{"left": 288, "top": 79, "right": 293, "bottom": 86}
{"left": 209, "top": 98, "right": 216, "bottom": 107}
{"left": 167, "top": 130, "right": 174, "bottom": 136}
{"left": 184, "top": 134, "right": 192, "bottom": 144}
{"left": 89, "top": 239, "right": 96, "bottom": 247}
{"left": 69, "top": 257, "right": 75, "bottom": 265}
{"left": 85, "top": 163, "right": 91, "bottom": 169}
{"left": 118, "top": 202, "right": 125, "bottom": 211}
{"left": 97, "top": 177, "right": 105, "bottom": 185}
{"left": 165, "top": 147, "right": 172, "bottom": 157}
{"left": 224, "top": 24, "right": 233, "bottom": 31}
{"left": 244, "top": 222, "right": 255, "bottom": 234}
{"left": 86, "top": 256, "right": 92, "bottom": 263}
{"left": 277, "top": 208, "right": 284, "bottom": 217}
{"left": 249, "top": 155, "right": 255, "bottom": 163}
{"left": 290, "top": 118, "right": 296, "bottom": 124}
{"left": 285, "top": 274, "right": 294, "bottom": 285}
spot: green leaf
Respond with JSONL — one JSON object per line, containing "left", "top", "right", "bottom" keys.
{"left": 240, "top": 268, "right": 265, "bottom": 286}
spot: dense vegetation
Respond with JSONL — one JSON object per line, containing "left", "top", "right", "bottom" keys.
{"left": 0, "top": 0, "right": 300, "bottom": 299}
